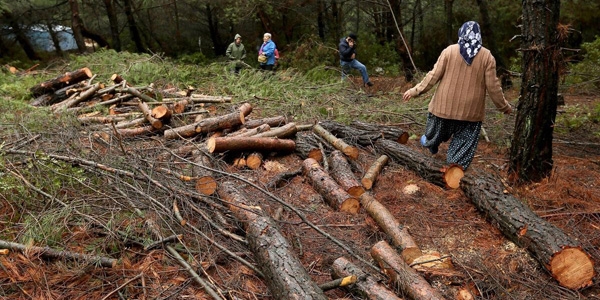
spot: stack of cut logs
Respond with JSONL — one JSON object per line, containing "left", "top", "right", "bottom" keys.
{"left": 27, "top": 68, "right": 595, "bottom": 298}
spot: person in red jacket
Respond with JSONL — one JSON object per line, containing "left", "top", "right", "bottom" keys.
{"left": 402, "top": 21, "right": 513, "bottom": 170}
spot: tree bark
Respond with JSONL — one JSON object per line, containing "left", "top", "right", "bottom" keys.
{"left": 116, "top": 125, "right": 158, "bottom": 137}
{"left": 103, "top": 0, "right": 121, "bottom": 51}
{"left": 302, "top": 158, "right": 360, "bottom": 214}
{"left": 374, "top": 139, "right": 464, "bottom": 189}
{"left": 313, "top": 124, "right": 359, "bottom": 160}
{"left": 52, "top": 83, "right": 102, "bottom": 112}
{"left": 68, "top": 0, "right": 87, "bottom": 53}
{"left": 31, "top": 82, "right": 87, "bottom": 107}
{"left": 253, "top": 123, "right": 297, "bottom": 139}
{"left": 137, "top": 100, "right": 163, "bottom": 129}
{"left": 218, "top": 182, "right": 328, "bottom": 300}
{"left": 294, "top": 133, "right": 324, "bottom": 162}
{"left": 371, "top": 241, "right": 445, "bottom": 300}
{"left": 207, "top": 136, "right": 295, "bottom": 154}
{"left": 362, "top": 155, "right": 389, "bottom": 190}
{"left": 331, "top": 257, "right": 402, "bottom": 300}
{"left": 164, "top": 102, "right": 252, "bottom": 139}
{"left": 30, "top": 67, "right": 93, "bottom": 97}
{"left": 509, "top": 0, "right": 561, "bottom": 182}
{"left": 228, "top": 124, "right": 271, "bottom": 138}
{"left": 121, "top": 0, "right": 145, "bottom": 52}
{"left": 461, "top": 170, "right": 594, "bottom": 290}
{"left": 329, "top": 150, "right": 365, "bottom": 197}
{"left": 351, "top": 121, "right": 410, "bottom": 144}
{"left": 319, "top": 120, "right": 409, "bottom": 147}
{"left": 0, "top": 240, "right": 116, "bottom": 268}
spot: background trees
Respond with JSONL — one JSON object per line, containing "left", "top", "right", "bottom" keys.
{"left": 0, "top": 0, "right": 598, "bottom": 74}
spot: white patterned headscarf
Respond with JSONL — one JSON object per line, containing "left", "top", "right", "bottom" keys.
{"left": 458, "top": 21, "right": 482, "bottom": 65}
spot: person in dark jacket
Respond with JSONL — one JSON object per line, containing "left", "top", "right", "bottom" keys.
{"left": 226, "top": 34, "right": 246, "bottom": 74}
{"left": 339, "top": 33, "right": 373, "bottom": 87}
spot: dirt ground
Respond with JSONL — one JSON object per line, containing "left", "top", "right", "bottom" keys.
{"left": 0, "top": 77, "right": 599, "bottom": 300}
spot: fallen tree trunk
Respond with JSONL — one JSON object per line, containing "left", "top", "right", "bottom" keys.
{"left": 351, "top": 120, "right": 410, "bottom": 144}
{"left": 0, "top": 239, "right": 116, "bottom": 268}
{"left": 319, "top": 120, "right": 410, "bottom": 146}
{"left": 218, "top": 182, "right": 327, "bottom": 300}
{"left": 461, "top": 171, "right": 595, "bottom": 290}
{"left": 374, "top": 139, "right": 464, "bottom": 189}
{"left": 227, "top": 124, "right": 270, "bottom": 137}
{"left": 30, "top": 67, "right": 93, "bottom": 97}
{"left": 329, "top": 150, "right": 365, "bottom": 197}
{"left": 164, "top": 102, "right": 252, "bottom": 139}
{"left": 207, "top": 137, "right": 295, "bottom": 154}
{"left": 360, "top": 193, "right": 423, "bottom": 265}
{"left": 371, "top": 241, "right": 445, "bottom": 300}
{"left": 313, "top": 124, "right": 359, "bottom": 159}
{"left": 331, "top": 257, "right": 402, "bottom": 300}
{"left": 362, "top": 155, "right": 389, "bottom": 190}
{"left": 294, "top": 133, "right": 324, "bottom": 162}
{"left": 302, "top": 158, "right": 360, "bottom": 214}
{"left": 116, "top": 125, "right": 158, "bottom": 137}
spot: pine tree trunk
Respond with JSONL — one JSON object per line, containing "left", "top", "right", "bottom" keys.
{"left": 509, "top": 0, "right": 561, "bottom": 182}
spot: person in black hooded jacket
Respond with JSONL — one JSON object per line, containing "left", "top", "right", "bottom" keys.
{"left": 338, "top": 33, "right": 373, "bottom": 87}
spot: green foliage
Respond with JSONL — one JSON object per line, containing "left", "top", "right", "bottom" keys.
{"left": 556, "top": 102, "right": 600, "bottom": 134}
{"left": 564, "top": 36, "right": 600, "bottom": 92}
{"left": 20, "top": 207, "right": 70, "bottom": 248}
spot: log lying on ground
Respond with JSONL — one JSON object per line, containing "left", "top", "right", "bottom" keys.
{"left": 192, "top": 151, "right": 217, "bottom": 195}
{"left": 331, "top": 257, "right": 402, "bottom": 300}
{"left": 329, "top": 150, "right": 365, "bottom": 197}
{"left": 362, "top": 155, "right": 389, "bottom": 190}
{"left": 461, "top": 171, "right": 595, "bottom": 290}
{"left": 302, "top": 158, "right": 360, "bottom": 214}
{"left": 374, "top": 139, "right": 464, "bottom": 189}
{"left": 0, "top": 239, "right": 116, "bottom": 268}
{"left": 218, "top": 182, "right": 327, "bottom": 300}
{"left": 228, "top": 123, "right": 270, "bottom": 137}
{"left": 253, "top": 122, "right": 297, "bottom": 138}
{"left": 116, "top": 125, "right": 158, "bottom": 137}
{"left": 351, "top": 120, "right": 410, "bottom": 144}
{"left": 244, "top": 115, "right": 287, "bottom": 129}
{"left": 295, "top": 133, "right": 324, "bottom": 162}
{"left": 319, "top": 120, "right": 410, "bottom": 146}
{"left": 371, "top": 241, "right": 445, "bottom": 300}
{"left": 51, "top": 83, "right": 102, "bottom": 112}
{"left": 360, "top": 193, "right": 423, "bottom": 265}
{"left": 138, "top": 100, "right": 163, "bottom": 129}
{"left": 190, "top": 94, "right": 232, "bottom": 103}
{"left": 30, "top": 67, "right": 93, "bottom": 97}
{"left": 313, "top": 124, "right": 359, "bottom": 159}
{"left": 164, "top": 102, "right": 252, "bottom": 139}
{"left": 151, "top": 104, "right": 172, "bottom": 122}
{"left": 31, "top": 82, "right": 87, "bottom": 106}
{"left": 246, "top": 152, "right": 263, "bottom": 170}
{"left": 207, "top": 137, "right": 296, "bottom": 154}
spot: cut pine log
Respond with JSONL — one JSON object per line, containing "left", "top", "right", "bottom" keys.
{"left": 244, "top": 115, "right": 287, "bottom": 129}
{"left": 30, "top": 67, "right": 93, "bottom": 97}
{"left": 302, "top": 158, "right": 360, "bottom": 214}
{"left": 360, "top": 193, "right": 423, "bottom": 265}
{"left": 313, "top": 124, "right": 359, "bottom": 159}
{"left": 351, "top": 120, "right": 410, "bottom": 144}
{"left": 319, "top": 120, "right": 410, "bottom": 146}
{"left": 190, "top": 94, "right": 233, "bottom": 103}
{"left": 116, "top": 125, "right": 158, "bottom": 137}
{"left": 329, "top": 150, "right": 365, "bottom": 197}
{"left": 253, "top": 123, "right": 298, "bottom": 139}
{"left": 51, "top": 83, "right": 102, "bottom": 111}
{"left": 228, "top": 123, "right": 271, "bottom": 137}
{"left": 295, "top": 133, "right": 324, "bottom": 162}
{"left": 374, "top": 139, "right": 464, "bottom": 189}
{"left": 207, "top": 137, "right": 296, "bottom": 154}
{"left": 164, "top": 102, "right": 252, "bottom": 139}
{"left": 246, "top": 152, "right": 264, "bottom": 170}
{"left": 218, "top": 182, "right": 328, "bottom": 300}
{"left": 371, "top": 241, "right": 445, "bottom": 300}
{"left": 30, "top": 82, "right": 87, "bottom": 106}
{"left": 461, "top": 171, "right": 595, "bottom": 290}
{"left": 192, "top": 152, "right": 217, "bottom": 195}
{"left": 331, "top": 257, "right": 402, "bottom": 300}
{"left": 138, "top": 100, "right": 163, "bottom": 129}
{"left": 151, "top": 104, "right": 172, "bottom": 121}
{"left": 362, "top": 155, "right": 389, "bottom": 190}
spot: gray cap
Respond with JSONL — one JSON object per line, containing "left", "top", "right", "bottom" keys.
{"left": 234, "top": 34, "right": 241, "bottom": 40}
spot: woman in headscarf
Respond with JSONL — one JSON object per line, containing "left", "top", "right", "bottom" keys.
{"left": 258, "top": 33, "right": 277, "bottom": 71}
{"left": 402, "top": 21, "right": 513, "bottom": 170}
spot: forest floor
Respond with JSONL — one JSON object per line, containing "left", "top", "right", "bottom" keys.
{"left": 0, "top": 74, "right": 599, "bottom": 300}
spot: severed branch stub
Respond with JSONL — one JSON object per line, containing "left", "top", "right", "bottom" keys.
{"left": 362, "top": 155, "right": 389, "bottom": 190}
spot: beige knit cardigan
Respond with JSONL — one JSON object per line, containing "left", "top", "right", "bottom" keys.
{"left": 407, "top": 44, "right": 511, "bottom": 122}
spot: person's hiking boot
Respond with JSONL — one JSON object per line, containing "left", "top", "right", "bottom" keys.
{"left": 365, "top": 81, "right": 374, "bottom": 87}
{"left": 420, "top": 135, "right": 438, "bottom": 155}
